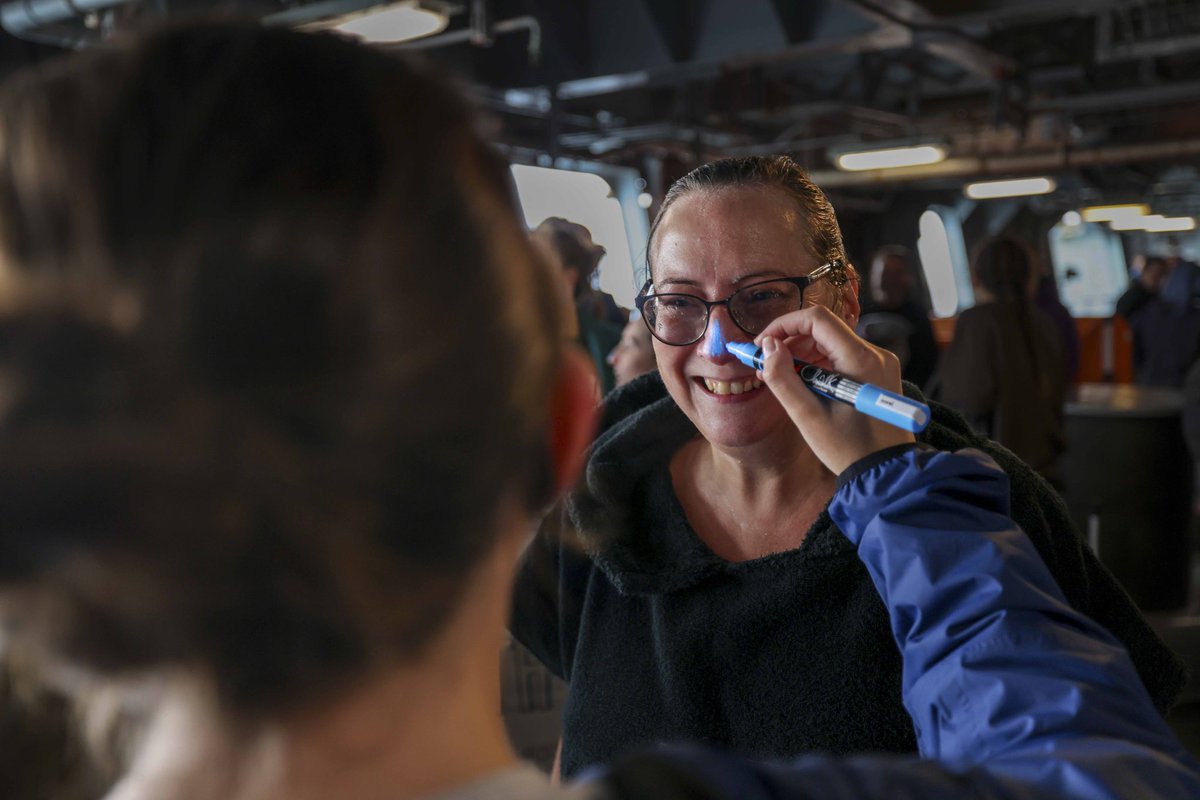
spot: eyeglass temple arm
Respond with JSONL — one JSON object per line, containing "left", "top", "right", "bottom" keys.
{"left": 809, "top": 259, "right": 849, "bottom": 288}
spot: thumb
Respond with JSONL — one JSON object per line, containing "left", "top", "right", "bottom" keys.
{"left": 760, "top": 336, "right": 821, "bottom": 428}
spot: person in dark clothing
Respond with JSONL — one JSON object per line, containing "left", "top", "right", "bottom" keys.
{"left": 1034, "top": 272, "right": 1080, "bottom": 382}
{"left": 935, "top": 236, "right": 1067, "bottom": 486}
{"left": 858, "top": 245, "right": 938, "bottom": 389}
{"left": 510, "top": 159, "right": 1184, "bottom": 779}
{"left": 1117, "top": 256, "right": 1200, "bottom": 387}
{"left": 1115, "top": 255, "right": 1169, "bottom": 321}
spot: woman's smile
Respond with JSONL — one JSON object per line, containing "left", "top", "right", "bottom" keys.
{"left": 695, "top": 375, "right": 766, "bottom": 398}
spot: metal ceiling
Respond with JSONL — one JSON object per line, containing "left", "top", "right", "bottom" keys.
{"left": 398, "top": 0, "right": 1200, "bottom": 214}
{"left": 2, "top": 0, "right": 1199, "bottom": 213}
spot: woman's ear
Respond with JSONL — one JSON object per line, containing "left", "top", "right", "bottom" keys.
{"left": 546, "top": 346, "right": 600, "bottom": 495}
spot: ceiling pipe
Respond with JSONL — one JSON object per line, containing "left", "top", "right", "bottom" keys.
{"left": 807, "top": 137, "right": 1200, "bottom": 188}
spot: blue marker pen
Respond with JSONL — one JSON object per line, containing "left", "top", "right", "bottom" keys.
{"left": 725, "top": 341, "right": 930, "bottom": 433}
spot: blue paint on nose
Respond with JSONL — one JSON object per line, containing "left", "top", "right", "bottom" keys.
{"left": 706, "top": 318, "right": 727, "bottom": 358}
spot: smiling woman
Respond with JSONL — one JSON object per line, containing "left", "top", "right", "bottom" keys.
{"left": 510, "top": 154, "right": 1188, "bottom": 779}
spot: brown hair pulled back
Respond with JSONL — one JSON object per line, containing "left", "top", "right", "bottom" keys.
{"left": 646, "top": 156, "right": 856, "bottom": 289}
{"left": 0, "top": 22, "right": 562, "bottom": 716}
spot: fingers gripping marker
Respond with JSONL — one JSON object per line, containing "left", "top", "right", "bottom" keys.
{"left": 724, "top": 341, "right": 930, "bottom": 433}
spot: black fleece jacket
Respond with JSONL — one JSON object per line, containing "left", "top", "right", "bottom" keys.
{"left": 510, "top": 372, "right": 1186, "bottom": 779}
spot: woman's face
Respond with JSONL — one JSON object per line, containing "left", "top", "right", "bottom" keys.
{"left": 608, "top": 318, "right": 657, "bottom": 386}
{"left": 649, "top": 186, "right": 857, "bottom": 451}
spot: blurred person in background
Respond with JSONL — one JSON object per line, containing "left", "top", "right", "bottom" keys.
{"left": 1115, "top": 255, "right": 1169, "bottom": 321}
{"left": 532, "top": 217, "right": 624, "bottom": 394}
{"left": 936, "top": 236, "right": 1067, "bottom": 486}
{"left": 1117, "top": 255, "right": 1200, "bottom": 387}
{"left": 858, "top": 245, "right": 938, "bottom": 389}
{"left": 1034, "top": 271, "right": 1080, "bottom": 383}
{"left": 0, "top": 22, "right": 1197, "bottom": 800}
{"left": 606, "top": 313, "right": 657, "bottom": 387}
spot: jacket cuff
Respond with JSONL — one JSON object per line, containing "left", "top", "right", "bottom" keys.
{"left": 835, "top": 443, "right": 923, "bottom": 491}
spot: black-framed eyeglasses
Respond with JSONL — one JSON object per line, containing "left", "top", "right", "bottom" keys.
{"left": 635, "top": 260, "right": 847, "bottom": 347}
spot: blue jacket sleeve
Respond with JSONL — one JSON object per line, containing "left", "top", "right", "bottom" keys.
{"left": 590, "top": 446, "right": 1200, "bottom": 800}
{"left": 827, "top": 445, "right": 1200, "bottom": 797}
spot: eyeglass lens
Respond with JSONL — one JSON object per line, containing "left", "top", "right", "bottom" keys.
{"left": 644, "top": 280, "right": 806, "bottom": 345}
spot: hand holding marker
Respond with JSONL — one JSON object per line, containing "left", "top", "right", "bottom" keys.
{"left": 725, "top": 341, "right": 930, "bottom": 433}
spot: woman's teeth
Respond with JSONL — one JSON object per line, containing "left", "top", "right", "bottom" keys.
{"left": 703, "top": 378, "right": 764, "bottom": 395}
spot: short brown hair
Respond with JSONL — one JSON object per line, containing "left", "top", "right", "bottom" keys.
{"left": 0, "top": 22, "right": 561, "bottom": 718}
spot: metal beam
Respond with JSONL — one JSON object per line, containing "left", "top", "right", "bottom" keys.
{"left": 838, "top": 0, "right": 1013, "bottom": 81}
{"left": 1028, "top": 79, "right": 1200, "bottom": 115}
{"left": 941, "top": 0, "right": 1153, "bottom": 33}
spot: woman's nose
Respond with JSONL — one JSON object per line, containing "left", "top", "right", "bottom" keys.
{"left": 701, "top": 314, "right": 735, "bottom": 363}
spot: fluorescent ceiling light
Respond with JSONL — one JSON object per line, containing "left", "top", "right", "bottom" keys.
{"left": 1144, "top": 215, "right": 1196, "bottom": 232}
{"left": 334, "top": 2, "right": 448, "bottom": 43}
{"left": 964, "top": 177, "right": 1056, "bottom": 200}
{"left": 1108, "top": 215, "right": 1152, "bottom": 231}
{"left": 1081, "top": 204, "right": 1149, "bottom": 223}
{"left": 1111, "top": 214, "right": 1197, "bottom": 233}
{"left": 834, "top": 144, "right": 947, "bottom": 172}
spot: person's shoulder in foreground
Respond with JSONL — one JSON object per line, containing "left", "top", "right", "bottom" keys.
{"left": 566, "top": 445, "right": 1200, "bottom": 800}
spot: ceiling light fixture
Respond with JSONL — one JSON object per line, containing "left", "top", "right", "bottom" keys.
{"left": 1081, "top": 204, "right": 1150, "bottom": 223}
{"left": 964, "top": 177, "right": 1056, "bottom": 200}
{"left": 332, "top": 1, "right": 449, "bottom": 44}
{"left": 1111, "top": 214, "right": 1197, "bottom": 233}
{"left": 833, "top": 144, "right": 947, "bottom": 172}
{"left": 1144, "top": 215, "right": 1196, "bottom": 233}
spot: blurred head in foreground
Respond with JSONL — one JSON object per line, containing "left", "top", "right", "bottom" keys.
{"left": 0, "top": 21, "right": 596, "bottom": 799}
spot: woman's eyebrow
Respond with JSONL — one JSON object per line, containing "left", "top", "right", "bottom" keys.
{"left": 656, "top": 269, "right": 788, "bottom": 288}
{"left": 654, "top": 275, "right": 704, "bottom": 289}
{"left": 732, "top": 270, "right": 788, "bottom": 284}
